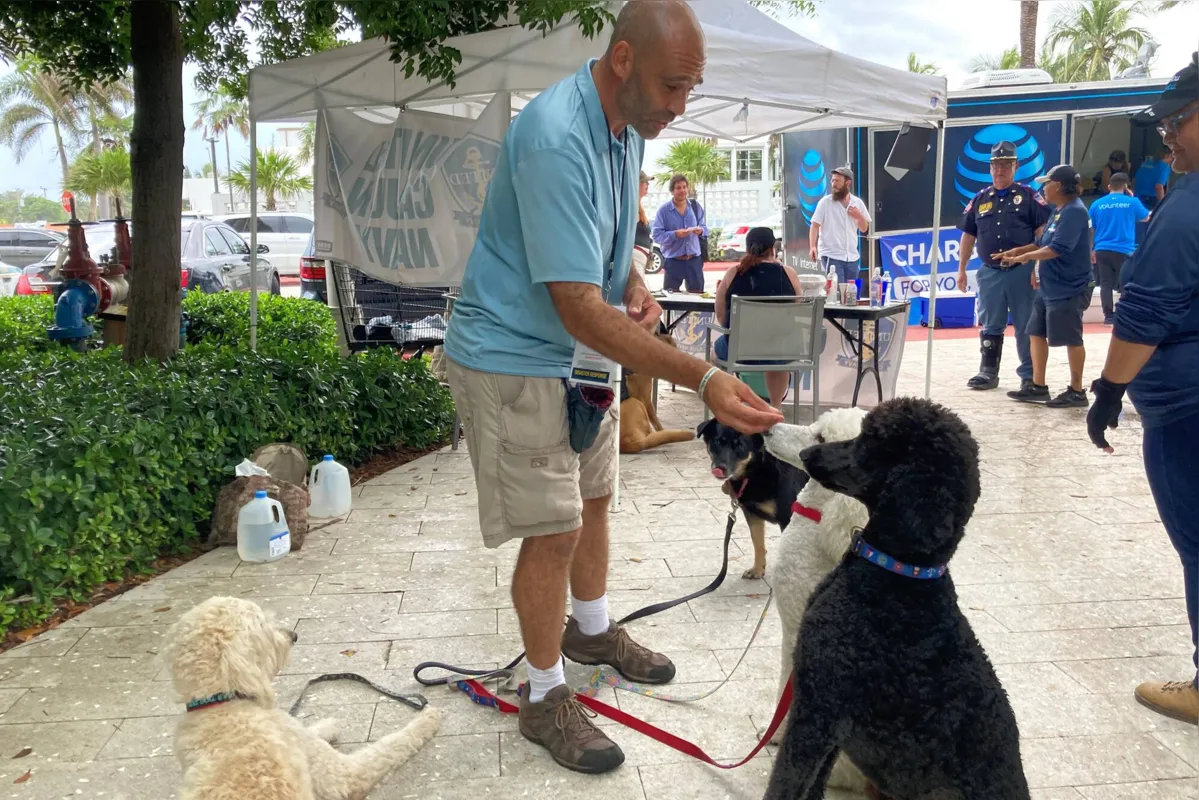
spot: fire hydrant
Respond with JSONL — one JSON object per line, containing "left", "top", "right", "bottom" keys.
{"left": 47, "top": 200, "right": 116, "bottom": 349}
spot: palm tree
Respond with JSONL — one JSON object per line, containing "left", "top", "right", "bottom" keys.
{"left": 79, "top": 77, "right": 133, "bottom": 218}
{"left": 192, "top": 88, "right": 250, "bottom": 207}
{"left": 1044, "top": 0, "right": 1148, "bottom": 82}
{"left": 1020, "top": 1, "right": 1040, "bottom": 68}
{"left": 66, "top": 147, "right": 132, "bottom": 219}
{"left": 226, "top": 149, "right": 313, "bottom": 211}
{"left": 655, "top": 138, "right": 730, "bottom": 206}
{"left": 0, "top": 59, "right": 83, "bottom": 188}
{"left": 907, "top": 53, "right": 940, "bottom": 75}
{"left": 969, "top": 47, "right": 1022, "bottom": 73}
{"left": 298, "top": 122, "right": 316, "bottom": 165}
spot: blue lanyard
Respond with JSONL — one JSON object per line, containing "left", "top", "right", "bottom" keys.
{"left": 605, "top": 129, "right": 627, "bottom": 300}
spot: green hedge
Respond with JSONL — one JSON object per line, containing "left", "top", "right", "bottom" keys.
{"left": 0, "top": 294, "right": 454, "bottom": 633}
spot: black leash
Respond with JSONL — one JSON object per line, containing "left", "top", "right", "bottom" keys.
{"left": 288, "top": 672, "right": 429, "bottom": 716}
{"left": 411, "top": 505, "right": 740, "bottom": 687}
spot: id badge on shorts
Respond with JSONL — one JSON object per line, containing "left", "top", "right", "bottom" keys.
{"left": 568, "top": 304, "right": 623, "bottom": 389}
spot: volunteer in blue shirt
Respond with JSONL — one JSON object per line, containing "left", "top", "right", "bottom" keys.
{"left": 956, "top": 141, "right": 1052, "bottom": 391}
{"left": 998, "top": 164, "right": 1094, "bottom": 408}
{"left": 1088, "top": 52, "right": 1199, "bottom": 725}
{"left": 1133, "top": 147, "right": 1173, "bottom": 209}
{"left": 442, "top": 0, "right": 781, "bottom": 774}
{"left": 1088, "top": 172, "right": 1151, "bottom": 324}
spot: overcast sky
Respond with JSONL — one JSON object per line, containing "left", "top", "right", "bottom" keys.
{"left": 1, "top": 0, "right": 1196, "bottom": 196}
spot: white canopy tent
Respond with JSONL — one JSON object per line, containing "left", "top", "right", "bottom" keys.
{"left": 247, "top": 0, "right": 950, "bottom": 396}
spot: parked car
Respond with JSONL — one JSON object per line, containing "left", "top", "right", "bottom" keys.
{"left": 299, "top": 231, "right": 327, "bottom": 303}
{"left": 15, "top": 219, "right": 278, "bottom": 297}
{"left": 216, "top": 212, "right": 313, "bottom": 276}
{"left": 716, "top": 212, "right": 784, "bottom": 260}
{"left": 0, "top": 227, "right": 65, "bottom": 268}
{"left": 644, "top": 243, "right": 665, "bottom": 274}
{"left": 0, "top": 260, "right": 21, "bottom": 297}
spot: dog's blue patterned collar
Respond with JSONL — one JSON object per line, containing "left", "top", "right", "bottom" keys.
{"left": 851, "top": 531, "right": 948, "bottom": 580}
{"left": 185, "top": 691, "right": 253, "bottom": 712}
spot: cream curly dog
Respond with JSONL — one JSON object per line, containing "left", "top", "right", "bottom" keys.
{"left": 166, "top": 596, "right": 441, "bottom": 800}
{"left": 764, "top": 407, "right": 871, "bottom": 795}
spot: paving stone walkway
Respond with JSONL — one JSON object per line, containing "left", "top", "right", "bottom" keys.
{"left": 1, "top": 331, "right": 1196, "bottom": 799}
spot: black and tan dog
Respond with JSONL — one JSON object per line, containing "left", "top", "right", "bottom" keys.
{"left": 697, "top": 419, "right": 808, "bottom": 579}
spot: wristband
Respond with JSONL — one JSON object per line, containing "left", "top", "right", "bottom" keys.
{"left": 698, "top": 366, "right": 720, "bottom": 402}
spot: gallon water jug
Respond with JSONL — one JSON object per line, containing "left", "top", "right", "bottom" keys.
{"left": 309, "top": 454, "right": 352, "bottom": 518}
{"left": 237, "top": 490, "right": 290, "bottom": 563}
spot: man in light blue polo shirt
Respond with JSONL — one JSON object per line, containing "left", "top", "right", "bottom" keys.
{"left": 443, "top": 0, "right": 780, "bottom": 774}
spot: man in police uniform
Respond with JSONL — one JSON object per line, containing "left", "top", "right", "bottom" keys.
{"left": 956, "top": 141, "right": 1052, "bottom": 390}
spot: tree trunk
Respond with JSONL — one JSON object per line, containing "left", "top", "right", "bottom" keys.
{"left": 52, "top": 120, "right": 71, "bottom": 204}
{"left": 224, "top": 133, "right": 235, "bottom": 212}
{"left": 1020, "top": 1, "right": 1039, "bottom": 69}
{"left": 124, "top": 0, "right": 184, "bottom": 363}
{"left": 266, "top": 190, "right": 276, "bottom": 212}
{"left": 88, "top": 97, "right": 110, "bottom": 219}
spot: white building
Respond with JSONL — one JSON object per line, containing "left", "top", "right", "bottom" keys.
{"left": 642, "top": 138, "right": 780, "bottom": 230}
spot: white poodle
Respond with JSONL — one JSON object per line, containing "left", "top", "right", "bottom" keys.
{"left": 166, "top": 596, "right": 441, "bottom": 800}
{"left": 764, "top": 407, "right": 870, "bottom": 794}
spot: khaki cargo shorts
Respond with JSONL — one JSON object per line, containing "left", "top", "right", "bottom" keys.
{"left": 445, "top": 358, "right": 618, "bottom": 548}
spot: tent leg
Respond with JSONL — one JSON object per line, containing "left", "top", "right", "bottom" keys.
{"left": 611, "top": 364, "right": 621, "bottom": 512}
{"left": 249, "top": 122, "right": 259, "bottom": 353}
{"left": 925, "top": 121, "right": 946, "bottom": 400}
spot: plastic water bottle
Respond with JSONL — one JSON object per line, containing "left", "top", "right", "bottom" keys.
{"left": 871, "top": 268, "right": 883, "bottom": 307}
{"left": 237, "top": 490, "right": 290, "bottom": 563}
{"left": 881, "top": 270, "right": 892, "bottom": 305}
{"left": 309, "top": 454, "right": 352, "bottom": 518}
{"left": 825, "top": 265, "right": 838, "bottom": 299}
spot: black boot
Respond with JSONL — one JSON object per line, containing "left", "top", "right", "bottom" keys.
{"left": 967, "top": 333, "right": 1003, "bottom": 390}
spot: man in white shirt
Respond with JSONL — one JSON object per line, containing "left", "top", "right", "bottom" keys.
{"left": 809, "top": 165, "right": 871, "bottom": 284}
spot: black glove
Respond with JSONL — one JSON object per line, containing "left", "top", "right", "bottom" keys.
{"left": 1087, "top": 376, "right": 1128, "bottom": 450}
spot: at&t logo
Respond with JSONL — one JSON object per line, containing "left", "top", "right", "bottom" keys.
{"left": 954, "top": 124, "right": 1045, "bottom": 207}
{"left": 798, "top": 149, "right": 827, "bottom": 224}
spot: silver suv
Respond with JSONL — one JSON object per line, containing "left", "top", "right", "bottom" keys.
{"left": 0, "top": 228, "right": 64, "bottom": 267}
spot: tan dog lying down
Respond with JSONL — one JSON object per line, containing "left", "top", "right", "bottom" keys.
{"left": 619, "top": 333, "right": 695, "bottom": 454}
{"left": 166, "top": 596, "right": 441, "bottom": 800}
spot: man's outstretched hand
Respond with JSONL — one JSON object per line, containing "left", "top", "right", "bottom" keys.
{"left": 703, "top": 370, "right": 784, "bottom": 433}
{"left": 1087, "top": 376, "right": 1128, "bottom": 453}
{"left": 625, "top": 284, "right": 663, "bottom": 332}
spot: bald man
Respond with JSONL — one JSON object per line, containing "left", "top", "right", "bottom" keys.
{"left": 443, "top": 0, "right": 782, "bottom": 774}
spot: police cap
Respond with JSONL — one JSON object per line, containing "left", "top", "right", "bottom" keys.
{"left": 990, "top": 141, "right": 1018, "bottom": 162}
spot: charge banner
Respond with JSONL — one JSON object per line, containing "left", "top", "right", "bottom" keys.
{"left": 314, "top": 94, "right": 510, "bottom": 286}
{"left": 879, "top": 229, "right": 980, "bottom": 299}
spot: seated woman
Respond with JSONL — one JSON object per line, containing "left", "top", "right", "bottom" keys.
{"left": 713, "top": 226, "right": 803, "bottom": 410}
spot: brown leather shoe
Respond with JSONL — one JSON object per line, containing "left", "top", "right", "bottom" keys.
{"left": 1134, "top": 679, "right": 1199, "bottom": 724}
{"left": 561, "top": 618, "right": 676, "bottom": 684}
{"left": 518, "top": 684, "right": 625, "bottom": 774}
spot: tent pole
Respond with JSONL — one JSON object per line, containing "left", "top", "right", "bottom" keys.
{"left": 249, "top": 120, "right": 259, "bottom": 353}
{"left": 925, "top": 120, "right": 946, "bottom": 399}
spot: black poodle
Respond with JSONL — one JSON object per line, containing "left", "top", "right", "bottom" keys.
{"left": 764, "top": 397, "right": 1029, "bottom": 800}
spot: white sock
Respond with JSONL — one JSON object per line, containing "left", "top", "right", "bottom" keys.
{"left": 526, "top": 657, "right": 565, "bottom": 704}
{"left": 571, "top": 593, "right": 611, "bottom": 637}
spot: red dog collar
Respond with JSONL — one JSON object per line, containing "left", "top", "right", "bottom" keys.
{"left": 791, "top": 502, "right": 822, "bottom": 524}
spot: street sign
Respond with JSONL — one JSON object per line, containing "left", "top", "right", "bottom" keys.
{"left": 60, "top": 191, "right": 73, "bottom": 214}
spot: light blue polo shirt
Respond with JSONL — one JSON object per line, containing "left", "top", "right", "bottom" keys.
{"left": 444, "top": 60, "right": 644, "bottom": 377}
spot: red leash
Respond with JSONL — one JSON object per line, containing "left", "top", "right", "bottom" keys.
{"left": 456, "top": 676, "right": 794, "bottom": 769}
